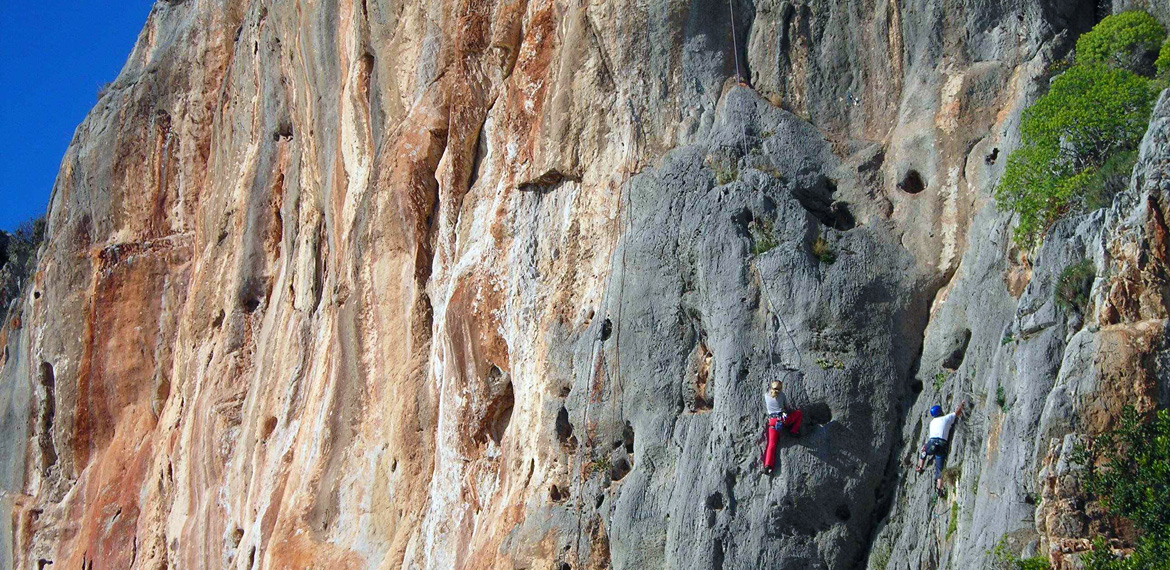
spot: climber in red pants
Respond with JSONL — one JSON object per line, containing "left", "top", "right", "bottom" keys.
{"left": 762, "top": 380, "right": 803, "bottom": 475}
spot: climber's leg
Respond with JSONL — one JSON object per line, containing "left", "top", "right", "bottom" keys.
{"left": 764, "top": 417, "right": 781, "bottom": 472}
{"left": 933, "top": 445, "right": 947, "bottom": 481}
{"left": 933, "top": 442, "right": 949, "bottom": 495}
{"left": 784, "top": 409, "right": 803, "bottom": 435}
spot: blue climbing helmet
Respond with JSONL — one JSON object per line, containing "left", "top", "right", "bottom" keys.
{"left": 929, "top": 405, "right": 943, "bottom": 417}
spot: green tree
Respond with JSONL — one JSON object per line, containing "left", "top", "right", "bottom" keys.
{"left": 1157, "top": 38, "right": 1170, "bottom": 80}
{"left": 1075, "top": 11, "right": 1165, "bottom": 74}
{"left": 996, "top": 64, "right": 1157, "bottom": 246}
{"left": 1072, "top": 408, "right": 1170, "bottom": 570}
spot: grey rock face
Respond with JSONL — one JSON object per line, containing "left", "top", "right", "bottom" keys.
{"left": 581, "top": 88, "right": 934, "bottom": 570}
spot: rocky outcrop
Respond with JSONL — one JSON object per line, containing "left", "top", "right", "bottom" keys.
{"left": 1, "top": 1, "right": 1167, "bottom": 570}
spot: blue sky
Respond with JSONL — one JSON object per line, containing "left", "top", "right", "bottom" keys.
{"left": 0, "top": 2, "right": 155, "bottom": 231}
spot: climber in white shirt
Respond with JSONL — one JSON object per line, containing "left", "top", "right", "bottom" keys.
{"left": 761, "top": 380, "right": 803, "bottom": 475}
{"left": 915, "top": 401, "right": 965, "bottom": 497}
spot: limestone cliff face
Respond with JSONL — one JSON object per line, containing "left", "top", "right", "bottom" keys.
{"left": 1, "top": 1, "right": 1167, "bottom": 569}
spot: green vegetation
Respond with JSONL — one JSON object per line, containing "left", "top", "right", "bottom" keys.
{"left": 1055, "top": 259, "right": 1096, "bottom": 312}
{"left": 1075, "top": 11, "right": 1165, "bottom": 72}
{"left": 996, "top": 385, "right": 1007, "bottom": 410}
{"left": 1158, "top": 38, "right": 1170, "bottom": 79}
{"left": 871, "top": 544, "right": 891, "bottom": 570}
{"left": 708, "top": 151, "right": 739, "bottom": 186}
{"left": 991, "top": 537, "right": 1051, "bottom": 570}
{"left": 749, "top": 218, "right": 778, "bottom": 255}
{"left": 941, "top": 466, "right": 962, "bottom": 487}
{"left": 996, "top": 13, "right": 1163, "bottom": 247}
{"left": 586, "top": 456, "right": 612, "bottom": 476}
{"left": 1, "top": 216, "right": 46, "bottom": 268}
{"left": 1081, "top": 150, "right": 1140, "bottom": 211}
{"left": 811, "top": 235, "right": 837, "bottom": 264}
{"left": 816, "top": 357, "right": 845, "bottom": 370}
{"left": 1072, "top": 408, "right": 1170, "bottom": 570}
{"left": 946, "top": 501, "right": 959, "bottom": 539}
{"left": 933, "top": 370, "right": 950, "bottom": 391}
{"left": 1017, "top": 558, "right": 1052, "bottom": 570}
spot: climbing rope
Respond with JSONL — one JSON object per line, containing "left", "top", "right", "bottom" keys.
{"left": 570, "top": 97, "right": 642, "bottom": 570}
{"left": 727, "top": 0, "right": 751, "bottom": 158}
{"left": 572, "top": 332, "right": 603, "bottom": 569}
{"left": 608, "top": 98, "right": 640, "bottom": 438}
{"left": 726, "top": 0, "right": 806, "bottom": 374}
{"left": 752, "top": 261, "right": 806, "bottom": 372}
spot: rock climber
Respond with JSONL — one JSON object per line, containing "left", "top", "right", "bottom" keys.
{"left": 915, "top": 401, "right": 965, "bottom": 497}
{"left": 762, "top": 379, "right": 803, "bottom": 475}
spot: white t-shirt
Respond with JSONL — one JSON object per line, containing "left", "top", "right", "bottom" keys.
{"left": 928, "top": 413, "right": 958, "bottom": 440}
{"left": 764, "top": 392, "right": 788, "bottom": 415}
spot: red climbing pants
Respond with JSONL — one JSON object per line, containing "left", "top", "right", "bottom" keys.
{"left": 764, "top": 411, "right": 804, "bottom": 470}
{"left": 764, "top": 417, "right": 782, "bottom": 469}
{"left": 781, "top": 409, "right": 803, "bottom": 434}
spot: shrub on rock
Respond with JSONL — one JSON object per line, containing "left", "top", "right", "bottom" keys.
{"left": 1157, "top": 38, "right": 1170, "bottom": 80}
{"left": 1075, "top": 11, "right": 1165, "bottom": 75}
{"left": 996, "top": 64, "right": 1158, "bottom": 246}
{"left": 1074, "top": 408, "right": 1170, "bottom": 570}
{"left": 1054, "top": 259, "right": 1096, "bottom": 312}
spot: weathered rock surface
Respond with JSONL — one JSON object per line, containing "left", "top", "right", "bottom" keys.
{"left": 1, "top": 1, "right": 1167, "bottom": 570}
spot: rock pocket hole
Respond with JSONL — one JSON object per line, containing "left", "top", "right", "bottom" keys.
{"left": 238, "top": 279, "right": 267, "bottom": 314}
{"left": 610, "top": 457, "right": 631, "bottom": 481}
{"left": 713, "top": 540, "right": 726, "bottom": 570}
{"left": 556, "top": 406, "right": 576, "bottom": 451}
{"left": 273, "top": 117, "right": 294, "bottom": 141}
{"left": 985, "top": 148, "right": 999, "bottom": 165}
{"left": 599, "top": 318, "right": 613, "bottom": 341}
{"left": 622, "top": 421, "right": 634, "bottom": 454}
{"left": 803, "top": 402, "right": 833, "bottom": 426}
{"left": 38, "top": 362, "right": 57, "bottom": 472}
{"left": 706, "top": 491, "right": 725, "bottom": 510}
{"left": 550, "top": 484, "right": 566, "bottom": 503}
{"left": 899, "top": 170, "right": 926, "bottom": 194}
{"left": 690, "top": 342, "right": 714, "bottom": 412}
{"left": 828, "top": 201, "right": 856, "bottom": 231}
{"left": 483, "top": 372, "right": 514, "bottom": 445}
{"left": 941, "top": 329, "right": 972, "bottom": 371}
{"left": 37, "top": 560, "right": 52, "bottom": 570}
{"left": 212, "top": 310, "right": 225, "bottom": 329}
{"left": 834, "top": 504, "right": 851, "bottom": 521}
{"left": 261, "top": 416, "right": 277, "bottom": 442}
{"left": 793, "top": 178, "right": 856, "bottom": 230}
